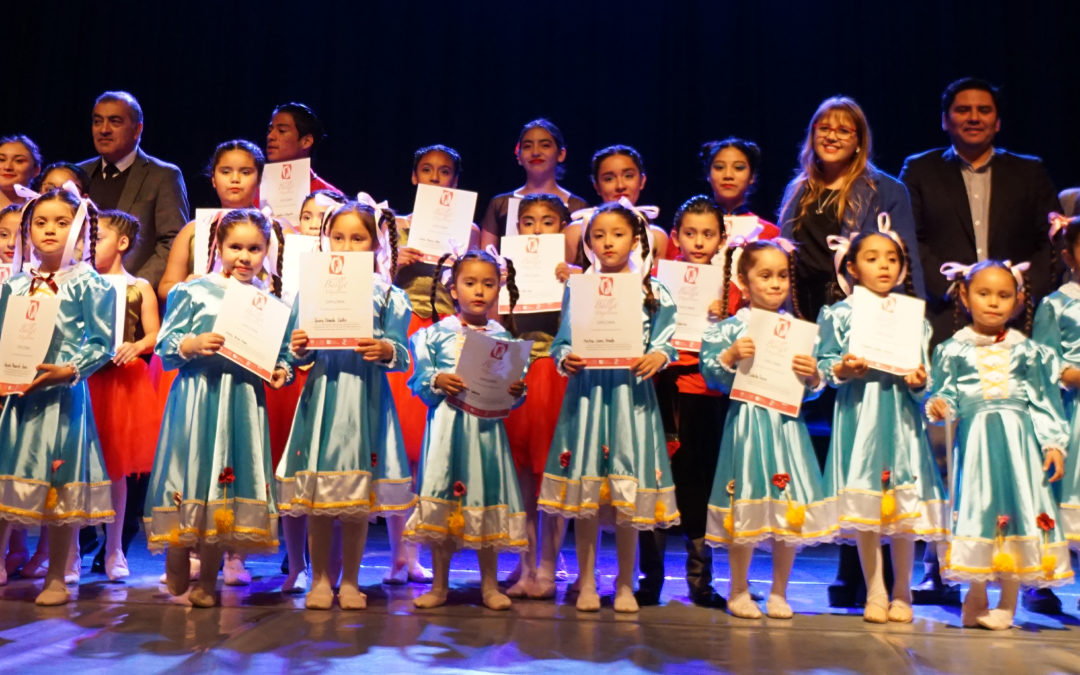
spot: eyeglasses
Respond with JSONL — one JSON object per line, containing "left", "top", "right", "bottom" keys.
{"left": 814, "top": 124, "right": 856, "bottom": 140}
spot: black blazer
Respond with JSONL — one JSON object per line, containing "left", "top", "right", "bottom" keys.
{"left": 899, "top": 147, "right": 1060, "bottom": 344}
{"left": 79, "top": 148, "right": 190, "bottom": 288}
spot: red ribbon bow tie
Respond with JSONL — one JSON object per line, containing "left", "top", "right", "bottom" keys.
{"left": 29, "top": 271, "right": 58, "bottom": 295}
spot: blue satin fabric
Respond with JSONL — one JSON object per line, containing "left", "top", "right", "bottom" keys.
{"left": 0, "top": 263, "right": 116, "bottom": 526}
{"left": 538, "top": 280, "right": 681, "bottom": 530}
{"left": 276, "top": 278, "right": 416, "bottom": 518}
{"left": 143, "top": 274, "right": 289, "bottom": 551}
{"left": 930, "top": 328, "right": 1073, "bottom": 586}
{"left": 700, "top": 310, "right": 835, "bottom": 550}
{"left": 816, "top": 300, "right": 947, "bottom": 540}
{"left": 1033, "top": 283, "right": 1080, "bottom": 548}
{"left": 403, "top": 315, "right": 528, "bottom": 551}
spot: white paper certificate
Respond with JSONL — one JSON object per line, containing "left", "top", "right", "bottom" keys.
{"left": 569, "top": 274, "right": 643, "bottom": 368}
{"left": 259, "top": 158, "right": 311, "bottom": 231}
{"left": 656, "top": 260, "right": 724, "bottom": 352}
{"left": 212, "top": 279, "right": 291, "bottom": 381}
{"left": 192, "top": 208, "right": 222, "bottom": 277}
{"left": 101, "top": 274, "right": 128, "bottom": 350}
{"left": 0, "top": 264, "right": 12, "bottom": 284}
{"left": 281, "top": 234, "right": 320, "bottom": 307}
{"left": 498, "top": 234, "right": 565, "bottom": 314}
{"left": 448, "top": 330, "right": 532, "bottom": 419}
{"left": 505, "top": 196, "right": 521, "bottom": 237}
{"left": 848, "top": 286, "right": 925, "bottom": 375}
{"left": 730, "top": 309, "right": 819, "bottom": 417}
{"left": 407, "top": 184, "right": 477, "bottom": 263}
{"left": 298, "top": 251, "right": 374, "bottom": 349}
{"left": 0, "top": 295, "right": 60, "bottom": 394}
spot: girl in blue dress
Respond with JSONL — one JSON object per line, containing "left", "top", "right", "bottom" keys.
{"left": 816, "top": 223, "right": 948, "bottom": 624}
{"left": 928, "top": 260, "right": 1072, "bottom": 630}
{"left": 0, "top": 188, "right": 116, "bottom": 605}
{"left": 144, "top": 208, "right": 291, "bottom": 608}
{"left": 276, "top": 200, "right": 415, "bottom": 610}
{"left": 537, "top": 201, "right": 681, "bottom": 614}
{"left": 702, "top": 239, "right": 834, "bottom": 620}
{"left": 403, "top": 248, "right": 527, "bottom": 611}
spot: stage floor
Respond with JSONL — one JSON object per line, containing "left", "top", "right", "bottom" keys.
{"left": 2, "top": 525, "right": 1079, "bottom": 674}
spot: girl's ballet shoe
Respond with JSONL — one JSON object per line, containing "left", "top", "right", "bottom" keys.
{"left": 887, "top": 600, "right": 913, "bottom": 623}
{"left": 976, "top": 608, "right": 1014, "bottom": 631}
{"left": 407, "top": 564, "right": 433, "bottom": 584}
{"left": 575, "top": 587, "right": 601, "bottom": 612}
{"left": 105, "top": 551, "right": 130, "bottom": 582}
{"left": 961, "top": 594, "right": 989, "bottom": 628}
{"left": 766, "top": 595, "right": 793, "bottom": 619}
{"left": 189, "top": 586, "right": 217, "bottom": 608}
{"left": 613, "top": 585, "right": 640, "bottom": 613}
{"left": 338, "top": 586, "right": 367, "bottom": 610}
{"left": 20, "top": 552, "right": 49, "bottom": 579}
{"left": 413, "top": 588, "right": 449, "bottom": 609}
{"left": 728, "top": 592, "right": 762, "bottom": 619}
{"left": 482, "top": 588, "right": 512, "bottom": 610}
{"left": 305, "top": 585, "right": 334, "bottom": 610}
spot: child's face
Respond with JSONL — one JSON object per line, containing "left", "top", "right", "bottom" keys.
{"left": 40, "top": 167, "right": 82, "bottom": 194}
{"left": 450, "top": 259, "right": 499, "bottom": 324}
{"left": 0, "top": 212, "right": 19, "bottom": 263}
{"left": 94, "top": 221, "right": 129, "bottom": 272}
{"left": 328, "top": 213, "right": 374, "bottom": 252}
{"left": 212, "top": 150, "right": 260, "bottom": 209}
{"left": 962, "top": 266, "right": 1018, "bottom": 335}
{"left": 298, "top": 198, "right": 332, "bottom": 237}
{"left": 739, "top": 247, "right": 791, "bottom": 311}
{"left": 708, "top": 146, "right": 754, "bottom": 210}
{"left": 517, "top": 202, "right": 564, "bottom": 234}
{"left": 29, "top": 199, "right": 75, "bottom": 262}
{"left": 847, "top": 234, "right": 901, "bottom": 295}
{"left": 218, "top": 222, "right": 268, "bottom": 283}
{"left": 0, "top": 142, "right": 39, "bottom": 193}
{"left": 516, "top": 127, "right": 565, "bottom": 176}
{"left": 593, "top": 154, "right": 645, "bottom": 204}
{"left": 675, "top": 212, "right": 722, "bottom": 264}
{"left": 588, "top": 212, "right": 637, "bottom": 273}
{"left": 412, "top": 151, "right": 458, "bottom": 188}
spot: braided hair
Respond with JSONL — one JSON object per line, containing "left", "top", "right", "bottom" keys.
{"left": 733, "top": 240, "right": 803, "bottom": 319}
{"left": 836, "top": 231, "right": 915, "bottom": 302}
{"left": 1052, "top": 217, "right": 1080, "bottom": 286}
{"left": 429, "top": 249, "right": 517, "bottom": 329}
{"left": 20, "top": 188, "right": 99, "bottom": 268}
{"left": 212, "top": 208, "right": 282, "bottom": 296}
{"left": 949, "top": 260, "right": 1033, "bottom": 335}
{"left": 582, "top": 202, "right": 658, "bottom": 314}
{"left": 322, "top": 200, "right": 400, "bottom": 321}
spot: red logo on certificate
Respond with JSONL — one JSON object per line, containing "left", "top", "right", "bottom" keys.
{"left": 490, "top": 342, "right": 508, "bottom": 359}
{"left": 251, "top": 294, "right": 267, "bottom": 309}
{"left": 281, "top": 163, "right": 292, "bottom": 180}
{"left": 439, "top": 190, "right": 454, "bottom": 207}
{"left": 329, "top": 255, "right": 344, "bottom": 275}
{"left": 598, "top": 276, "right": 614, "bottom": 296}
{"left": 526, "top": 237, "right": 539, "bottom": 254}
{"left": 882, "top": 297, "right": 896, "bottom": 313}
{"left": 25, "top": 299, "right": 39, "bottom": 320}
{"left": 774, "top": 317, "right": 790, "bottom": 338}
{"left": 683, "top": 266, "right": 699, "bottom": 284}
{"left": 0, "top": 265, "right": 10, "bottom": 283}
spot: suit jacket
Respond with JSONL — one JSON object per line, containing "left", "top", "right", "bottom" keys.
{"left": 79, "top": 148, "right": 189, "bottom": 288}
{"left": 900, "top": 147, "right": 1060, "bottom": 346}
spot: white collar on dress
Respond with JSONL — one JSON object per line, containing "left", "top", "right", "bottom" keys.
{"left": 1059, "top": 281, "right": 1080, "bottom": 301}
{"left": 954, "top": 325, "right": 1025, "bottom": 347}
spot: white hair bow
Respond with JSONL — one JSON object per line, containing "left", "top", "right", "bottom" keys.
{"left": 437, "top": 238, "right": 469, "bottom": 287}
{"left": 357, "top": 192, "right": 395, "bottom": 283}
{"left": 826, "top": 234, "right": 853, "bottom": 296}
{"left": 574, "top": 197, "right": 660, "bottom": 278}
{"left": 940, "top": 259, "right": 1030, "bottom": 297}
{"left": 1048, "top": 212, "right": 1074, "bottom": 241}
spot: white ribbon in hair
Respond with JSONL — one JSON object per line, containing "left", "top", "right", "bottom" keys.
{"left": 573, "top": 197, "right": 660, "bottom": 278}
{"left": 437, "top": 238, "right": 469, "bottom": 287}
{"left": 17, "top": 181, "right": 87, "bottom": 268}
{"left": 483, "top": 244, "right": 510, "bottom": 286}
{"left": 875, "top": 212, "right": 908, "bottom": 283}
{"left": 358, "top": 192, "right": 395, "bottom": 283}
{"left": 260, "top": 204, "right": 281, "bottom": 277}
{"left": 939, "top": 259, "right": 1030, "bottom": 297}
{"left": 1048, "top": 212, "right": 1073, "bottom": 241}
{"left": 10, "top": 184, "right": 41, "bottom": 272}
{"left": 826, "top": 234, "right": 853, "bottom": 296}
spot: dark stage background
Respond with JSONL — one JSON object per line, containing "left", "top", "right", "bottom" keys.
{"left": 5, "top": 1, "right": 1080, "bottom": 225}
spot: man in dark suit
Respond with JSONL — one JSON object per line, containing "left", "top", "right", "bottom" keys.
{"left": 900, "top": 77, "right": 1062, "bottom": 613}
{"left": 79, "top": 91, "right": 189, "bottom": 288}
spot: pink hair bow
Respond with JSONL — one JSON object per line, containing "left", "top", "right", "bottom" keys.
{"left": 875, "top": 213, "right": 909, "bottom": 283}
{"left": 826, "top": 234, "right": 853, "bottom": 296}
{"left": 1048, "top": 212, "right": 1074, "bottom": 241}
{"left": 437, "top": 238, "right": 469, "bottom": 287}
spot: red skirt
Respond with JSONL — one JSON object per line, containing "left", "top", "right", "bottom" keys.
{"left": 387, "top": 312, "right": 433, "bottom": 466}
{"left": 266, "top": 367, "right": 309, "bottom": 469}
{"left": 504, "top": 356, "right": 566, "bottom": 487}
{"left": 87, "top": 359, "right": 162, "bottom": 480}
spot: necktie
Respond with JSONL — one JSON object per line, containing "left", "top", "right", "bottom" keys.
{"left": 104, "top": 163, "right": 120, "bottom": 179}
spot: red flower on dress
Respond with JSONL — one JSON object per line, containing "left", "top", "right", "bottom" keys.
{"left": 772, "top": 473, "right": 791, "bottom": 491}
{"left": 453, "top": 481, "right": 466, "bottom": 497}
{"left": 50, "top": 459, "right": 64, "bottom": 473}
{"left": 881, "top": 469, "right": 891, "bottom": 485}
{"left": 1037, "top": 512, "right": 1056, "bottom": 532}
{"left": 996, "top": 514, "right": 1010, "bottom": 531}
{"left": 371, "top": 452, "right": 378, "bottom": 467}
{"left": 218, "top": 467, "right": 236, "bottom": 485}
{"left": 560, "top": 451, "right": 571, "bottom": 468}
{"left": 602, "top": 445, "right": 610, "bottom": 460}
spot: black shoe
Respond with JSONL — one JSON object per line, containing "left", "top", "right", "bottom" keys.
{"left": 281, "top": 552, "right": 289, "bottom": 575}
{"left": 827, "top": 580, "right": 862, "bottom": 608}
{"left": 90, "top": 547, "right": 106, "bottom": 574}
{"left": 911, "top": 578, "right": 962, "bottom": 606}
{"left": 1022, "top": 588, "right": 1062, "bottom": 615}
{"left": 748, "top": 584, "right": 764, "bottom": 602}
{"left": 691, "top": 590, "right": 727, "bottom": 609}
{"left": 634, "top": 588, "right": 662, "bottom": 606}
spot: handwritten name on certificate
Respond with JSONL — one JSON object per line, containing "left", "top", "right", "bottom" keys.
{"left": 281, "top": 234, "right": 320, "bottom": 307}
{"left": 498, "top": 234, "right": 565, "bottom": 314}
{"left": 212, "top": 279, "right": 291, "bottom": 381}
{"left": 298, "top": 251, "right": 374, "bottom": 349}
{"left": 656, "top": 260, "right": 724, "bottom": 352}
{"left": 848, "top": 286, "right": 924, "bottom": 375}
{"left": 0, "top": 295, "right": 60, "bottom": 394}
{"left": 408, "top": 184, "right": 477, "bottom": 263}
{"left": 569, "top": 274, "right": 643, "bottom": 368}
{"left": 259, "top": 158, "right": 311, "bottom": 231}
{"left": 448, "top": 330, "right": 532, "bottom": 419}
{"left": 730, "top": 309, "right": 819, "bottom": 417}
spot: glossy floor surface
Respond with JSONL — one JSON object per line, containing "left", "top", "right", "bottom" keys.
{"left": 2, "top": 526, "right": 1079, "bottom": 674}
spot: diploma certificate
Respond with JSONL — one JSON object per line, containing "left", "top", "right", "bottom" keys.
{"left": 848, "top": 286, "right": 925, "bottom": 375}
{"left": 212, "top": 279, "right": 291, "bottom": 381}
{"left": 730, "top": 309, "right": 819, "bottom": 417}
{"left": 448, "top": 330, "right": 532, "bottom": 419}
{"left": 259, "top": 158, "right": 311, "bottom": 231}
{"left": 281, "top": 234, "right": 320, "bottom": 307}
{"left": 0, "top": 295, "right": 60, "bottom": 394}
{"left": 192, "top": 208, "right": 222, "bottom": 277}
{"left": 298, "top": 251, "right": 374, "bottom": 349}
{"left": 498, "top": 234, "right": 565, "bottom": 314}
{"left": 569, "top": 274, "right": 643, "bottom": 368}
{"left": 407, "top": 184, "right": 477, "bottom": 263}
{"left": 505, "top": 196, "right": 521, "bottom": 237}
{"left": 656, "top": 260, "right": 724, "bottom": 352}
{"left": 100, "top": 274, "right": 128, "bottom": 350}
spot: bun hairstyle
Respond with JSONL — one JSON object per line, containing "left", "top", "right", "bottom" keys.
{"left": 946, "top": 260, "right": 1033, "bottom": 335}
{"left": 518, "top": 193, "right": 571, "bottom": 229}
{"left": 207, "top": 208, "right": 284, "bottom": 297}
{"left": 721, "top": 240, "right": 802, "bottom": 319}
{"left": 321, "top": 200, "right": 400, "bottom": 321}
{"left": 578, "top": 202, "right": 658, "bottom": 315}
{"left": 830, "top": 231, "right": 916, "bottom": 303}
{"left": 20, "top": 187, "right": 99, "bottom": 268}
{"left": 430, "top": 249, "right": 519, "bottom": 335}
{"left": 698, "top": 137, "right": 761, "bottom": 187}
{"left": 97, "top": 209, "right": 140, "bottom": 249}
{"left": 204, "top": 139, "right": 266, "bottom": 181}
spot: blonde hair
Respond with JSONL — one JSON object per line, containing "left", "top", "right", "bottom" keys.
{"left": 782, "top": 96, "right": 875, "bottom": 233}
